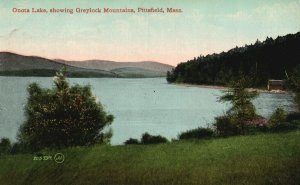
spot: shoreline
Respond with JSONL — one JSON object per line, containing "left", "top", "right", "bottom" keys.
{"left": 174, "top": 83, "right": 288, "bottom": 94}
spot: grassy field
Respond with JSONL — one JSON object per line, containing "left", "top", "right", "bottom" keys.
{"left": 0, "top": 131, "right": 299, "bottom": 185}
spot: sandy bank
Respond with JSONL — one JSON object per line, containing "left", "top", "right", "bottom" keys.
{"left": 174, "top": 83, "right": 288, "bottom": 94}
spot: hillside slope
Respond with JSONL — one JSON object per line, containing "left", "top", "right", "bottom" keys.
{"left": 0, "top": 52, "right": 172, "bottom": 77}
{"left": 56, "top": 59, "right": 174, "bottom": 73}
{"left": 0, "top": 131, "right": 299, "bottom": 185}
{"left": 167, "top": 31, "right": 300, "bottom": 87}
{"left": 0, "top": 52, "right": 116, "bottom": 77}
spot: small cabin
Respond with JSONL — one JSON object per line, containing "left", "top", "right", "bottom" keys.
{"left": 267, "top": 80, "right": 285, "bottom": 91}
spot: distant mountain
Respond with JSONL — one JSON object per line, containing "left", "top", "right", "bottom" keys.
{"left": 0, "top": 52, "right": 173, "bottom": 78}
{"left": 111, "top": 67, "right": 166, "bottom": 78}
{"left": 55, "top": 59, "right": 173, "bottom": 73}
{"left": 55, "top": 59, "right": 173, "bottom": 77}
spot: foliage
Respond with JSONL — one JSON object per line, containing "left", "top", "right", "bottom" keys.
{"left": 269, "top": 122, "right": 298, "bottom": 132}
{"left": 18, "top": 69, "right": 114, "bottom": 151}
{"left": 10, "top": 142, "right": 29, "bottom": 154}
{"left": 219, "top": 76, "right": 258, "bottom": 120}
{"left": 267, "top": 107, "right": 299, "bottom": 132}
{"left": 288, "top": 64, "right": 300, "bottom": 110}
{"left": 96, "top": 128, "right": 113, "bottom": 145}
{"left": 215, "top": 77, "right": 259, "bottom": 135}
{"left": 295, "top": 93, "right": 300, "bottom": 111}
{"left": 244, "top": 117, "right": 269, "bottom": 133}
{"left": 178, "top": 127, "right": 214, "bottom": 140}
{"left": 286, "top": 112, "right": 300, "bottom": 122}
{"left": 213, "top": 115, "right": 240, "bottom": 137}
{"left": 288, "top": 64, "right": 300, "bottom": 92}
{"left": 0, "top": 138, "right": 11, "bottom": 154}
{"left": 141, "top": 132, "right": 168, "bottom": 144}
{"left": 269, "top": 107, "right": 286, "bottom": 125}
{"left": 124, "top": 138, "right": 140, "bottom": 145}
{"left": 167, "top": 32, "right": 300, "bottom": 87}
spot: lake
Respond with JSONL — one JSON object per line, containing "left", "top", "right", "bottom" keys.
{"left": 0, "top": 77, "right": 297, "bottom": 145}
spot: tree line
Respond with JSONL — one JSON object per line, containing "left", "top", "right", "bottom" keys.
{"left": 167, "top": 31, "right": 300, "bottom": 87}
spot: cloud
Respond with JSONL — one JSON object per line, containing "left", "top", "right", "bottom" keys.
{"left": 225, "top": 1, "right": 300, "bottom": 23}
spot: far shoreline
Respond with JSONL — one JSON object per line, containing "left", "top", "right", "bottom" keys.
{"left": 174, "top": 82, "right": 289, "bottom": 94}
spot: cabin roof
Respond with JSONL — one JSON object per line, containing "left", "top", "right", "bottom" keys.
{"left": 268, "top": 80, "right": 284, "bottom": 85}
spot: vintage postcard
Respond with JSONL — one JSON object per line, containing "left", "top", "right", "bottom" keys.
{"left": 0, "top": 0, "right": 299, "bottom": 184}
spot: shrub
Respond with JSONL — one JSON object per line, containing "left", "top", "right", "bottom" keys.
{"left": 269, "top": 107, "right": 286, "bottom": 125}
{"left": 178, "top": 127, "right": 214, "bottom": 140}
{"left": 10, "top": 142, "right": 28, "bottom": 154}
{"left": 0, "top": 138, "right": 11, "bottom": 154}
{"left": 286, "top": 112, "right": 300, "bottom": 122}
{"left": 124, "top": 138, "right": 140, "bottom": 145}
{"left": 269, "top": 122, "right": 297, "bottom": 132}
{"left": 268, "top": 107, "right": 299, "bottom": 132}
{"left": 96, "top": 128, "right": 113, "bottom": 145}
{"left": 291, "top": 120, "right": 300, "bottom": 128}
{"left": 214, "top": 115, "right": 240, "bottom": 137}
{"left": 218, "top": 76, "right": 259, "bottom": 134}
{"left": 141, "top": 133, "right": 168, "bottom": 144}
{"left": 295, "top": 93, "right": 300, "bottom": 110}
{"left": 219, "top": 76, "right": 259, "bottom": 120}
{"left": 18, "top": 69, "right": 114, "bottom": 151}
{"left": 244, "top": 117, "right": 269, "bottom": 133}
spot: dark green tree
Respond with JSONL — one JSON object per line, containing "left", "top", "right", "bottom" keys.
{"left": 289, "top": 64, "right": 300, "bottom": 110}
{"left": 18, "top": 69, "right": 114, "bottom": 151}
{"left": 0, "top": 138, "right": 11, "bottom": 154}
{"left": 218, "top": 76, "right": 259, "bottom": 133}
{"left": 167, "top": 31, "right": 300, "bottom": 87}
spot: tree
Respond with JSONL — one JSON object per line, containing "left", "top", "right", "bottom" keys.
{"left": 289, "top": 64, "right": 300, "bottom": 91}
{"left": 141, "top": 133, "right": 168, "bottom": 144}
{"left": 0, "top": 138, "right": 11, "bottom": 154}
{"left": 18, "top": 69, "right": 114, "bottom": 151}
{"left": 218, "top": 76, "right": 259, "bottom": 133}
{"left": 219, "top": 77, "right": 258, "bottom": 119}
{"left": 167, "top": 31, "right": 300, "bottom": 87}
{"left": 269, "top": 107, "right": 286, "bottom": 125}
{"left": 289, "top": 64, "right": 300, "bottom": 110}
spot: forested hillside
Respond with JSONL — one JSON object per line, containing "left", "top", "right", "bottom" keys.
{"left": 167, "top": 32, "right": 300, "bottom": 87}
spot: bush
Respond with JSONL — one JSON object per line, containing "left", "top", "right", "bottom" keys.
{"left": 291, "top": 120, "right": 300, "bottom": 128}
{"left": 178, "top": 127, "right": 214, "bottom": 140}
{"left": 219, "top": 76, "right": 258, "bottom": 119}
{"left": 295, "top": 93, "right": 300, "bottom": 110}
{"left": 10, "top": 142, "right": 28, "bottom": 154}
{"left": 218, "top": 76, "right": 259, "bottom": 134}
{"left": 214, "top": 115, "right": 240, "bottom": 137}
{"left": 286, "top": 112, "right": 300, "bottom": 122}
{"left": 17, "top": 69, "right": 114, "bottom": 151}
{"left": 269, "top": 122, "right": 297, "bottom": 132}
{"left": 244, "top": 117, "right": 269, "bottom": 133}
{"left": 269, "top": 107, "right": 286, "bottom": 125}
{"left": 141, "top": 133, "right": 168, "bottom": 144}
{"left": 0, "top": 138, "right": 11, "bottom": 154}
{"left": 124, "top": 138, "right": 140, "bottom": 145}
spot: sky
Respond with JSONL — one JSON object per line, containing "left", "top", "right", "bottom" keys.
{"left": 0, "top": 0, "right": 300, "bottom": 66}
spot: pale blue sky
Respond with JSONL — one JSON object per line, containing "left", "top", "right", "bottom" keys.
{"left": 0, "top": 0, "right": 299, "bottom": 65}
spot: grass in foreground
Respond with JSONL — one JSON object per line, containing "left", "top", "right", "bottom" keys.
{"left": 0, "top": 131, "right": 299, "bottom": 185}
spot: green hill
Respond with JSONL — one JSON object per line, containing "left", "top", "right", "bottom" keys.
{"left": 0, "top": 52, "right": 117, "bottom": 78}
{"left": 1, "top": 131, "right": 299, "bottom": 185}
{"left": 111, "top": 67, "right": 166, "bottom": 78}
{"left": 167, "top": 31, "right": 300, "bottom": 87}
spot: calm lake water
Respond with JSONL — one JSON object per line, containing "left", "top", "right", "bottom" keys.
{"left": 0, "top": 77, "right": 297, "bottom": 145}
